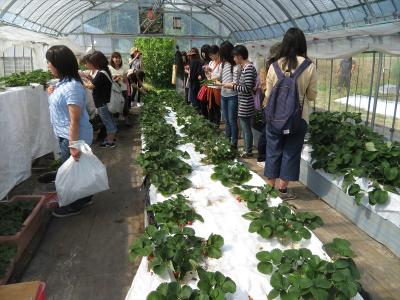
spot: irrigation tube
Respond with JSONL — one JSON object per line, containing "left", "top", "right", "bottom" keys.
{"left": 371, "top": 52, "right": 384, "bottom": 130}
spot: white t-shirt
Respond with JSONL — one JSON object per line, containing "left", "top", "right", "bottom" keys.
{"left": 109, "top": 65, "right": 128, "bottom": 91}
{"left": 207, "top": 60, "right": 222, "bottom": 90}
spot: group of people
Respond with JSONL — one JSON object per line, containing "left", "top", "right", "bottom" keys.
{"left": 45, "top": 46, "right": 145, "bottom": 217}
{"left": 175, "top": 27, "right": 317, "bottom": 200}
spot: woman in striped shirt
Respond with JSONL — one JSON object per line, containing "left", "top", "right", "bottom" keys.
{"left": 223, "top": 45, "right": 257, "bottom": 157}
{"left": 219, "top": 41, "right": 240, "bottom": 148}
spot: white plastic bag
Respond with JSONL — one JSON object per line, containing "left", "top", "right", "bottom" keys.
{"left": 55, "top": 141, "right": 109, "bottom": 207}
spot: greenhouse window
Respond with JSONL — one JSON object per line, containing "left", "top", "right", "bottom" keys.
{"left": 173, "top": 17, "right": 182, "bottom": 30}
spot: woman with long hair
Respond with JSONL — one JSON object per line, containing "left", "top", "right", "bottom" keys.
{"left": 84, "top": 51, "right": 117, "bottom": 148}
{"left": 109, "top": 51, "right": 130, "bottom": 126}
{"left": 223, "top": 45, "right": 257, "bottom": 157}
{"left": 205, "top": 45, "right": 222, "bottom": 125}
{"left": 46, "top": 45, "right": 93, "bottom": 217}
{"left": 200, "top": 44, "right": 211, "bottom": 65}
{"left": 219, "top": 41, "right": 240, "bottom": 148}
{"left": 264, "top": 28, "right": 317, "bottom": 200}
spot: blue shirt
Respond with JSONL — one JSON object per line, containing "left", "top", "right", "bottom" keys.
{"left": 48, "top": 78, "right": 93, "bottom": 145}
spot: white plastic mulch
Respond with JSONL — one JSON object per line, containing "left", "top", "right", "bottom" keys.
{"left": 125, "top": 110, "right": 363, "bottom": 300}
{"left": 302, "top": 145, "right": 400, "bottom": 228}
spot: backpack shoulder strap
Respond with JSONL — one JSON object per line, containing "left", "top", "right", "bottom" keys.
{"left": 292, "top": 58, "right": 312, "bottom": 80}
{"left": 100, "top": 70, "right": 113, "bottom": 84}
{"left": 272, "top": 62, "right": 284, "bottom": 80}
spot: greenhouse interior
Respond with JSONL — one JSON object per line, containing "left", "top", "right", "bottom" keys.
{"left": 0, "top": 0, "right": 400, "bottom": 299}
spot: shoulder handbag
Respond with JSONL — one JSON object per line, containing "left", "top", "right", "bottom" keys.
{"left": 100, "top": 70, "right": 125, "bottom": 114}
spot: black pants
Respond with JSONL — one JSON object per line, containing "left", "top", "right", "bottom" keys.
{"left": 122, "top": 91, "right": 130, "bottom": 116}
{"left": 131, "top": 87, "right": 142, "bottom": 103}
{"left": 257, "top": 122, "right": 267, "bottom": 162}
{"left": 208, "top": 102, "right": 221, "bottom": 126}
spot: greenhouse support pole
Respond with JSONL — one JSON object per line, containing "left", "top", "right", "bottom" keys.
{"left": 30, "top": 48, "right": 33, "bottom": 71}
{"left": 189, "top": 5, "right": 192, "bottom": 49}
{"left": 13, "top": 46, "right": 17, "bottom": 73}
{"left": 345, "top": 66, "right": 352, "bottom": 112}
{"left": 371, "top": 52, "right": 384, "bottom": 130}
{"left": 328, "top": 59, "right": 333, "bottom": 112}
{"left": 2, "top": 52, "right": 6, "bottom": 76}
{"left": 22, "top": 47, "right": 25, "bottom": 72}
{"left": 390, "top": 76, "right": 400, "bottom": 141}
{"left": 366, "top": 52, "right": 376, "bottom": 126}
{"left": 314, "top": 59, "right": 317, "bottom": 111}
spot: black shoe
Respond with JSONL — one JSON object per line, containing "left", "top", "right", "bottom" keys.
{"left": 52, "top": 206, "right": 82, "bottom": 218}
{"left": 38, "top": 171, "right": 57, "bottom": 183}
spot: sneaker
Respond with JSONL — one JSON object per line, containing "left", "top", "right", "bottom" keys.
{"left": 279, "top": 189, "right": 296, "bottom": 200}
{"left": 100, "top": 141, "right": 117, "bottom": 148}
{"left": 137, "top": 103, "right": 142, "bottom": 107}
{"left": 52, "top": 206, "right": 81, "bottom": 218}
{"left": 240, "top": 152, "right": 253, "bottom": 158}
{"left": 256, "top": 161, "right": 265, "bottom": 168}
{"left": 82, "top": 200, "right": 94, "bottom": 208}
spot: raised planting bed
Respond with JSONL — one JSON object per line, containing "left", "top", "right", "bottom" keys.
{"left": 0, "top": 195, "right": 46, "bottom": 262}
{"left": 300, "top": 146, "right": 400, "bottom": 257}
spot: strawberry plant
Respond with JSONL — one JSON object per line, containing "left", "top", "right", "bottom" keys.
{"left": 0, "top": 244, "right": 16, "bottom": 278}
{"left": 211, "top": 162, "right": 252, "bottom": 187}
{"left": 242, "top": 204, "right": 323, "bottom": 242}
{"left": 147, "top": 194, "right": 204, "bottom": 226}
{"left": 256, "top": 239, "right": 361, "bottom": 300}
{"left": 149, "top": 171, "right": 192, "bottom": 196}
{"left": 0, "top": 200, "right": 38, "bottom": 235}
{"left": 147, "top": 282, "right": 194, "bottom": 300}
{"left": 194, "top": 267, "right": 236, "bottom": 299}
{"left": 129, "top": 225, "right": 224, "bottom": 280}
{"left": 309, "top": 111, "right": 400, "bottom": 206}
{"left": 146, "top": 268, "right": 236, "bottom": 300}
{"left": 0, "top": 70, "right": 51, "bottom": 87}
{"left": 139, "top": 92, "right": 193, "bottom": 196}
{"left": 230, "top": 185, "right": 278, "bottom": 211}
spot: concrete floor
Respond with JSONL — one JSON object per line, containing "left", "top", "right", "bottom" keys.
{"left": 21, "top": 111, "right": 144, "bottom": 300}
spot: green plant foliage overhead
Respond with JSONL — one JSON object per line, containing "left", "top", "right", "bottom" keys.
{"left": 134, "top": 37, "right": 175, "bottom": 87}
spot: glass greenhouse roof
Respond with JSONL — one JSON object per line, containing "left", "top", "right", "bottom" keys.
{"left": 0, "top": 0, "right": 398, "bottom": 41}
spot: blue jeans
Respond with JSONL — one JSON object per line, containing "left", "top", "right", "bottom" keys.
{"left": 265, "top": 119, "right": 307, "bottom": 181}
{"left": 58, "top": 137, "right": 93, "bottom": 209}
{"left": 98, "top": 104, "right": 117, "bottom": 134}
{"left": 221, "top": 95, "right": 238, "bottom": 146}
{"left": 239, "top": 117, "right": 253, "bottom": 153}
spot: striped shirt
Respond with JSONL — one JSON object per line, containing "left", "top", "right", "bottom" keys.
{"left": 233, "top": 63, "right": 257, "bottom": 117}
{"left": 220, "top": 62, "right": 240, "bottom": 97}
